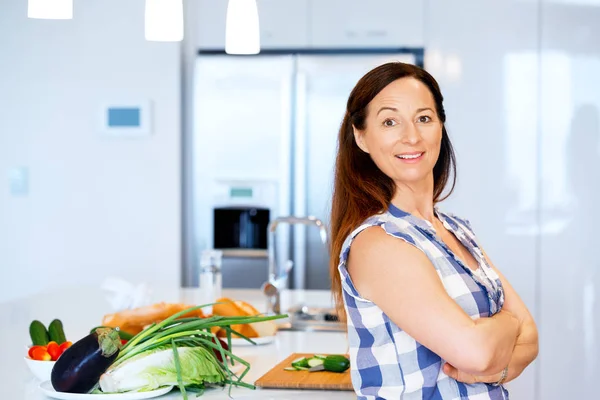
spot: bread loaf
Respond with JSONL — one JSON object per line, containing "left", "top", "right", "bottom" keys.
{"left": 102, "top": 303, "right": 206, "bottom": 335}
{"left": 213, "top": 298, "right": 277, "bottom": 338}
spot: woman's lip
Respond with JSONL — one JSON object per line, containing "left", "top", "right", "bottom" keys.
{"left": 395, "top": 152, "right": 424, "bottom": 163}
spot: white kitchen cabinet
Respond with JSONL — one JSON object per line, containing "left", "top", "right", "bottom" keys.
{"left": 538, "top": 3, "right": 600, "bottom": 400}
{"left": 196, "top": 0, "right": 310, "bottom": 50}
{"left": 309, "top": 0, "right": 424, "bottom": 48}
{"left": 195, "top": 0, "right": 227, "bottom": 49}
{"left": 258, "top": 0, "right": 310, "bottom": 48}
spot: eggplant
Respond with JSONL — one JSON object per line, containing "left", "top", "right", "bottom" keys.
{"left": 51, "top": 327, "right": 122, "bottom": 393}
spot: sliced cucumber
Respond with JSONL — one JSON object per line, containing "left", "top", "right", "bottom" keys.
{"left": 307, "top": 357, "right": 324, "bottom": 368}
{"left": 291, "top": 357, "right": 309, "bottom": 369}
{"left": 288, "top": 354, "right": 350, "bottom": 373}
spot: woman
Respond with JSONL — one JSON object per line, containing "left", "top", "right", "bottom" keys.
{"left": 330, "top": 62, "right": 538, "bottom": 399}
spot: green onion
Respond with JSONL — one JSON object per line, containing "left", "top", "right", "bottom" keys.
{"left": 110, "top": 303, "right": 287, "bottom": 397}
{"left": 171, "top": 339, "right": 188, "bottom": 400}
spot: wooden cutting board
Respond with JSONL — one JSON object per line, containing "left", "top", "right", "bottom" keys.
{"left": 255, "top": 353, "right": 353, "bottom": 391}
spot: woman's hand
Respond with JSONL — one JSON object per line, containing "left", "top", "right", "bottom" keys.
{"left": 443, "top": 363, "right": 502, "bottom": 385}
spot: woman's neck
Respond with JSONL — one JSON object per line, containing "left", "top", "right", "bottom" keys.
{"left": 391, "top": 178, "right": 436, "bottom": 223}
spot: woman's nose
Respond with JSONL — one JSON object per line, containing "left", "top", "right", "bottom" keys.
{"left": 401, "top": 122, "right": 420, "bottom": 145}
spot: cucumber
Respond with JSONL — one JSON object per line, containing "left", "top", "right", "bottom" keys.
{"left": 323, "top": 355, "right": 350, "bottom": 373}
{"left": 291, "top": 357, "right": 309, "bottom": 369}
{"left": 307, "top": 357, "right": 324, "bottom": 368}
{"left": 48, "top": 319, "right": 67, "bottom": 344}
{"left": 287, "top": 354, "right": 350, "bottom": 373}
{"left": 114, "top": 328, "right": 134, "bottom": 341}
{"left": 29, "top": 320, "right": 50, "bottom": 346}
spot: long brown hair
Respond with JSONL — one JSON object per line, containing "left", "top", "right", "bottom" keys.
{"left": 330, "top": 62, "right": 457, "bottom": 321}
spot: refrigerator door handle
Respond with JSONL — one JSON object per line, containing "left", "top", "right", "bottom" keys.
{"left": 274, "top": 61, "right": 295, "bottom": 287}
{"left": 292, "top": 72, "right": 308, "bottom": 290}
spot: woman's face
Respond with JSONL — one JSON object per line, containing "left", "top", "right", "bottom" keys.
{"left": 353, "top": 77, "right": 443, "bottom": 187}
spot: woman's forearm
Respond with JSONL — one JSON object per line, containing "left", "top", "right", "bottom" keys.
{"left": 443, "top": 316, "right": 538, "bottom": 384}
{"left": 502, "top": 318, "right": 539, "bottom": 383}
{"left": 469, "top": 310, "right": 520, "bottom": 375}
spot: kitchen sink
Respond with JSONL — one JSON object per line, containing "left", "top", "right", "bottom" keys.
{"left": 276, "top": 304, "right": 346, "bottom": 332}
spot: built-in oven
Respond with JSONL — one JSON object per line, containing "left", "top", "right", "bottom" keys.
{"left": 212, "top": 206, "right": 271, "bottom": 289}
{"left": 213, "top": 206, "right": 269, "bottom": 255}
{"left": 191, "top": 180, "right": 284, "bottom": 289}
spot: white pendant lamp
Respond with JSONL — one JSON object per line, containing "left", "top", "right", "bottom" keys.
{"left": 225, "top": 0, "right": 260, "bottom": 55}
{"left": 28, "top": 0, "right": 73, "bottom": 19}
{"left": 145, "top": 0, "right": 184, "bottom": 42}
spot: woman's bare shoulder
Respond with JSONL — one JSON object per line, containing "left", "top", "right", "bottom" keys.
{"left": 349, "top": 225, "right": 431, "bottom": 274}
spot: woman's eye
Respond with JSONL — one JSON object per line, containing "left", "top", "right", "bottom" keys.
{"left": 418, "top": 115, "right": 432, "bottom": 123}
{"left": 383, "top": 119, "right": 397, "bottom": 127}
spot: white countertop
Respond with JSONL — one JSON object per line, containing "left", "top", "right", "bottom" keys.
{"left": 1, "top": 286, "right": 354, "bottom": 399}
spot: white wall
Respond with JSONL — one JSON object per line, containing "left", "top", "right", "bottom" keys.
{"left": 539, "top": 2, "right": 600, "bottom": 399}
{"left": 0, "top": 0, "right": 182, "bottom": 302}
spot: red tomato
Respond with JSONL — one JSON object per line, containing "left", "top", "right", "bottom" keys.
{"left": 58, "top": 341, "right": 72, "bottom": 354}
{"left": 30, "top": 347, "right": 51, "bottom": 361}
{"left": 28, "top": 345, "right": 45, "bottom": 359}
{"left": 46, "top": 341, "right": 61, "bottom": 361}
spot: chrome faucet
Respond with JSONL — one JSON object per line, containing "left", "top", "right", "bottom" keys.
{"left": 261, "top": 216, "right": 329, "bottom": 315}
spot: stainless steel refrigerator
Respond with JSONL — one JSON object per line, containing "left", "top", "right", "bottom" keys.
{"left": 191, "top": 51, "right": 419, "bottom": 290}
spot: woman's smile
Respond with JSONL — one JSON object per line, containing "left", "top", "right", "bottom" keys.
{"left": 395, "top": 151, "right": 425, "bottom": 163}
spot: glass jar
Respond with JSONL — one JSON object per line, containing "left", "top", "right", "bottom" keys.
{"left": 198, "top": 249, "right": 223, "bottom": 315}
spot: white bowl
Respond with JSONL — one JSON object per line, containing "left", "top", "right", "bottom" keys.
{"left": 24, "top": 356, "right": 55, "bottom": 381}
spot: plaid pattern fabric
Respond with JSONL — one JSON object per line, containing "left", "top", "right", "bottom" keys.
{"left": 338, "top": 203, "right": 508, "bottom": 399}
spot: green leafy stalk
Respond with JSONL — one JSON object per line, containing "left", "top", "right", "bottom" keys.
{"left": 226, "top": 328, "right": 233, "bottom": 366}
{"left": 113, "top": 330, "right": 215, "bottom": 367}
{"left": 170, "top": 335, "right": 252, "bottom": 386}
{"left": 119, "top": 304, "right": 206, "bottom": 352}
{"left": 120, "top": 302, "right": 231, "bottom": 352}
{"left": 121, "top": 314, "right": 283, "bottom": 354}
{"left": 225, "top": 326, "right": 256, "bottom": 346}
{"left": 171, "top": 339, "right": 188, "bottom": 400}
{"left": 118, "top": 313, "right": 285, "bottom": 364}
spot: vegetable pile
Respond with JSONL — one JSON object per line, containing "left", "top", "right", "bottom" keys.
{"left": 50, "top": 304, "right": 286, "bottom": 398}
{"left": 28, "top": 319, "right": 72, "bottom": 361}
